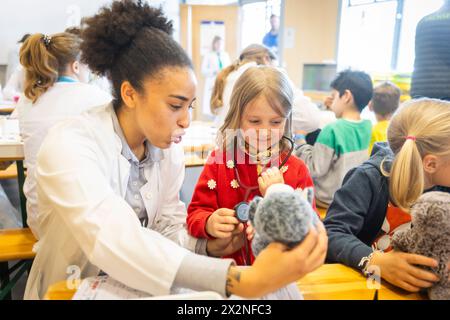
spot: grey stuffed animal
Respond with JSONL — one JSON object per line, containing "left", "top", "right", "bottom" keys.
{"left": 391, "top": 191, "right": 450, "bottom": 300}
{"left": 248, "top": 183, "right": 319, "bottom": 256}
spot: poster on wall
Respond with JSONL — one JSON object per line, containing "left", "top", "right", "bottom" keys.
{"left": 200, "top": 20, "right": 225, "bottom": 57}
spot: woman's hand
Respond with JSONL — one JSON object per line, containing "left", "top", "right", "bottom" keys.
{"left": 226, "top": 222, "right": 328, "bottom": 298}
{"left": 368, "top": 250, "right": 440, "bottom": 292}
{"left": 258, "top": 167, "right": 284, "bottom": 197}
{"left": 206, "top": 208, "right": 240, "bottom": 239}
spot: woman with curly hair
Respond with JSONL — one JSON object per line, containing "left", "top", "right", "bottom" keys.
{"left": 24, "top": 0, "right": 327, "bottom": 300}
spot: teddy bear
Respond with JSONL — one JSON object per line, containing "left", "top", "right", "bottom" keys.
{"left": 391, "top": 191, "right": 450, "bottom": 300}
{"left": 243, "top": 183, "right": 319, "bottom": 300}
{"left": 247, "top": 183, "right": 319, "bottom": 257}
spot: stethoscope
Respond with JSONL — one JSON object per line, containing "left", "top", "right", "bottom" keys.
{"left": 232, "top": 135, "right": 295, "bottom": 202}
{"left": 231, "top": 134, "right": 295, "bottom": 265}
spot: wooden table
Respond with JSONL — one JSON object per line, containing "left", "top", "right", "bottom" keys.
{"left": 297, "top": 264, "right": 376, "bottom": 300}
{"left": 44, "top": 264, "right": 426, "bottom": 300}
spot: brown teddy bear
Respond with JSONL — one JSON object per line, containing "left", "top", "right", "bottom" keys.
{"left": 391, "top": 191, "right": 450, "bottom": 300}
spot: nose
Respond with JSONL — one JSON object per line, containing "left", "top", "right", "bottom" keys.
{"left": 178, "top": 108, "right": 191, "bottom": 129}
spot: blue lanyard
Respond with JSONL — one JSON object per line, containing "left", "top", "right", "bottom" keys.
{"left": 57, "top": 76, "right": 78, "bottom": 83}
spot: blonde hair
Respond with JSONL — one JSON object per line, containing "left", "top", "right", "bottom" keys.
{"left": 20, "top": 32, "right": 82, "bottom": 103}
{"left": 387, "top": 98, "right": 450, "bottom": 211}
{"left": 218, "top": 66, "right": 293, "bottom": 152}
{"left": 210, "top": 44, "right": 276, "bottom": 114}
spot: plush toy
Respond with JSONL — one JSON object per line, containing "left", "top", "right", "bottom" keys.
{"left": 391, "top": 191, "right": 450, "bottom": 300}
{"left": 248, "top": 183, "right": 319, "bottom": 256}
{"left": 243, "top": 183, "right": 318, "bottom": 300}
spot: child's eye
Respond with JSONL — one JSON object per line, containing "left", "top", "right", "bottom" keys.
{"left": 249, "top": 120, "right": 260, "bottom": 124}
{"left": 271, "top": 121, "right": 282, "bottom": 125}
{"left": 170, "top": 104, "right": 183, "bottom": 111}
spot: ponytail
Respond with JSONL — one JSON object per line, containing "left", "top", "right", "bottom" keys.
{"left": 210, "top": 62, "right": 239, "bottom": 114}
{"left": 20, "top": 32, "right": 81, "bottom": 103}
{"left": 387, "top": 98, "right": 450, "bottom": 211}
{"left": 389, "top": 138, "right": 425, "bottom": 211}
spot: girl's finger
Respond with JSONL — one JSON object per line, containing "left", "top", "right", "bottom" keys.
{"left": 403, "top": 273, "right": 435, "bottom": 289}
{"left": 396, "top": 280, "right": 421, "bottom": 293}
{"left": 405, "top": 254, "right": 438, "bottom": 268}
{"left": 220, "top": 216, "right": 240, "bottom": 225}
{"left": 217, "top": 223, "right": 236, "bottom": 233}
{"left": 406, "top": 264, "right": 439, "bottom": 283}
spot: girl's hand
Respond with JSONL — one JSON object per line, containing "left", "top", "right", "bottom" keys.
{"left": 226, "top": 222, "right": 328, "bottom": 298}
{"left": 368, "top": 250, "right": 440, "bottom": 292}
{"left": 206, "top": 224, "right": 246, "bottom": 257}
{"left": 258, "top": 167, "right": 284, "bottom": 196}
{"left": 243, "top": 221, "right": 255, "bottom": 241}
{"left": 206, "top": 208, "right": 240, "bottom": 239}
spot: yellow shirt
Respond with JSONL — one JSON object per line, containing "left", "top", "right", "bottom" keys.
{"left": 369, "top": 120, "right": 390, "bottom": 155}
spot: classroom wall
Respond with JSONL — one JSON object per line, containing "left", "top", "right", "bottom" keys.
{"left": 0, "top": 0, "right": 180, "bottom": 85}
{"left": 282, "top": 0, "right": 340, "bottom": 88}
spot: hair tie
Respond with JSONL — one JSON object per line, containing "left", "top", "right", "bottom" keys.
{"left": 406, "top": 135, "right": 416, "bottom": 142}
{"left": 42, "top": 35, "right": 52, "bottom": 48}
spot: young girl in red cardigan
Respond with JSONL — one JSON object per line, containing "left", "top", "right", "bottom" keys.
{"left": 187, "top": 66, "right": 317, "bottom": 265}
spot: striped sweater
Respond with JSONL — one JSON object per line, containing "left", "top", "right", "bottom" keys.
{"left": 411, "top": 5, "right": 450, "bottom": 99}
{"left": 295, "top": 119, "right": 372, "bottom": 205}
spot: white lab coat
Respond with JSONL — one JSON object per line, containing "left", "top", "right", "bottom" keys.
{"left": 17, "top": 82, "right": 112, "bottom": 239}
{"left": 24, "top": 103, "right": 198, "bottom": 300}
{"left": 201, "top": 51, "right": 230, "bottom": 116}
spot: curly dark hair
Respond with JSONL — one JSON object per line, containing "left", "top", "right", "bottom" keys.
{"left": 80, "top": 0, "right": 192, "bottom": 109}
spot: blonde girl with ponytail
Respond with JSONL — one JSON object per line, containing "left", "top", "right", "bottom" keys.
{"left": 324, "top": 98, "right": 450, "bottom": 293}
{"left": 17, "top": 32, "right": 111, "bottom": 239}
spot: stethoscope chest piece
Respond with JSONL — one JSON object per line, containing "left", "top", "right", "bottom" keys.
{"left": 234, "top": 202, "right": 250, "bottom": 223}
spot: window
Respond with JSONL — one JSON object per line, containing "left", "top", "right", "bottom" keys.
{"left": 337, "top": 0, "right": 445, "bottom": 73}
{"left": 241, "top": 0, "right": 281, "bottom": 51}
{"left": 396, "top": 0, "right": 444, "bottom": 72}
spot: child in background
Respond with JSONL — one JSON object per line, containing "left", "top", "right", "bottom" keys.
{"left": 368, "top": 82, "right": 400, "bottom": 155}
{"left": 295, "top": 70, "right": 373, "bottom": 208}
{"left": 187, "top": 66, "right": 316, "bottom": 265}
{"left": 325, "top": 98, "right": 450, "bottom": 293}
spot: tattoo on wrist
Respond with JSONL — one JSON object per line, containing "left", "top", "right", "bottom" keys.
{"left": 225, "top": 267, "right": 241, "bottom": 297}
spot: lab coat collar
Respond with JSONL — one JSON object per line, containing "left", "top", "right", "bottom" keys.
{"left": 109, "top": 106, "right": 164, "bottom": 164}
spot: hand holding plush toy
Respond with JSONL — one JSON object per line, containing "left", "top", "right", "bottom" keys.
{"left": 245, "top": 183, "right": 319, "bottom": 300}
{"left": 391, "top": 191, "right": 450, "bottom": 300}
{"left": 248, "top": 183, "right": 319, "bottom": 257}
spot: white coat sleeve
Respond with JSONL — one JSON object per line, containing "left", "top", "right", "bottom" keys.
{"left": 291, "top": 88, "right": 321, "bottom": 134}
{"left": 35, "top": 122, "right": 191, "bottom": 296}
{"left": 152, "top": 143, "right": 199, "bottom": 253}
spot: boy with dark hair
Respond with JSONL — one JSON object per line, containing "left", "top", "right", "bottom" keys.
{"left": 368, "top": 82, "right": 401, "bottom": 154}
{"left": 295, "top": 69, "right": 373, "bottom": 207}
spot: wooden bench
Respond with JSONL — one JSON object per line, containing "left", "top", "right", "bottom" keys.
{"left": 0, "top": 228, "right": 37, "bottom": 300}
{"left": 0, "top": 228, "right": 37, "bottom": 262}
{"left": 0, "top": 162, "right": 18, "bottom": 180}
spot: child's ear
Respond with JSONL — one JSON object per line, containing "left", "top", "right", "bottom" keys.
{"left": 344, "top": 89, "right": 354, "bottom": 105}
{"left": 249, "top": 196, "right": 263, "bottom": 223}
{"left": 368, "top": 100, "right": 373, "bottom": 111}
{"left": 423, "top": 154, "right": 438, "bottom": 175}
